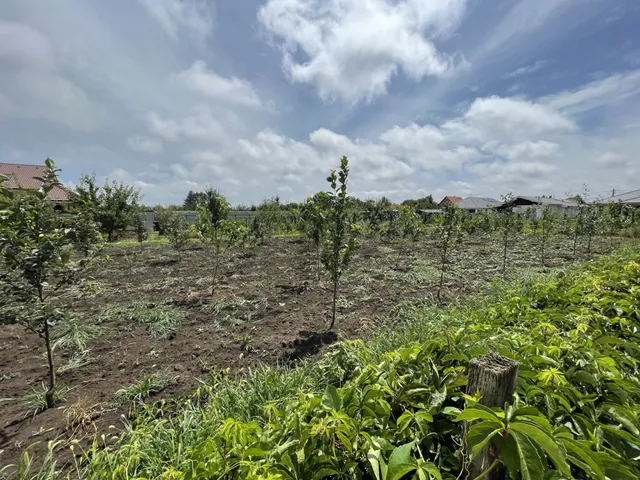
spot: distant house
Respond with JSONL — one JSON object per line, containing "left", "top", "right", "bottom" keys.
{"left": 439, "top": 196, "right": 463, "bottom": 206}
{"left": 456, "top": 197, "right": 500, "bottom": 213}
{"left": 601, "top": 189, "right": 640, "bottom": 207}
{"left": 0, "top": 162, "right": 69, "bottom": 207}
{"left": 497, "top": 196, "right": 579, "bottom": 217}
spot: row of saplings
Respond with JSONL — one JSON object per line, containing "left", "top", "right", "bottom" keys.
{"left": 0, "top": 157, "right": 357, "bottom": 414}
{"left": 0, "top": 156, "right": 637, "bottom": 416}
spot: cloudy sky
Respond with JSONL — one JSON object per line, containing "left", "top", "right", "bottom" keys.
{"left": 1, "top": 0, "right": 639, "bottom": 205}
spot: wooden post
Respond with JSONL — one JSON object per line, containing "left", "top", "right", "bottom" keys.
{"left": 467, "top": 352, "right": 518, "bottom": 480}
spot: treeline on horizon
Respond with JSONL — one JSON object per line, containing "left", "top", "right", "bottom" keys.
{"left": 153, "top": 189, "right": 440, "bottom": 212}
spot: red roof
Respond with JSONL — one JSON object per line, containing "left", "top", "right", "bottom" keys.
{"left": 0, "top": 163, "right": 69, "bottom": 201}
{"left": 439, "top": 196, "right": 463, "bottom": 205}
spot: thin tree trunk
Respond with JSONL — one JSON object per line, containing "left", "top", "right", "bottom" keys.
{"left": 43, "top": 318, "right": 56, "bottom": 409}
{"left": 502, "top": 230, "right": 508, "bottom": 279}
{"left": 437, "top": 244, "right": 447, "bottom": 304}
{"left": 316, "top": 244, "right": 320, "bottom": 280}
{"left": 587, "top": 233, "right": 592, "bottom": 253}
{"left": 329, "top": 280, "right": 338, "bottom": 330}
{"left": 541, "top": 222, "right": 545, "bottom": 266}
{"left": 466, "top": 353, "right": 518, "bottom": 480}
{"left": 572, "top": 232, "right": 578, "bottom": 259}
{"left": 212, "top": 245, "right": 220, "bottom": 296}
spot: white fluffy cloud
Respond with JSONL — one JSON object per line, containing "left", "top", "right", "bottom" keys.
{"left": 177, "top": 61, "right": 262, "bottom": 108}
{"left": 146, "top": 105, "right": 241, "bottom": 144}
{"left": 258, "top": 0, "right": 467, "bottom": 102}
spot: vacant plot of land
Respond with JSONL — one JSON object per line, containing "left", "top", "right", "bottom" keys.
{"left": 0, "top": 233, "right": 618, "bottom": 466}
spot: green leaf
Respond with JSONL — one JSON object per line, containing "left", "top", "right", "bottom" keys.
{"left": 367, "top": 448, "right": 386, "bottom": 480}
{"left": 497, "top": 435, "right": 521, "bottom": 480}
{"left": 470, "top": 428, "right": 502, "bottom": 461}
{"left": 387, "top": 441, "right": 417, "bottom": 480}
{"left": 510, "top": 422, "right": 571, "bottom": 476}
{"left": 572, "top": 370, "right": 598, "bottom": 386}
{"left": 512, "top": 431, "right": 545, "bottom": 480}
{"left": 454, "top": 406, "right": 502, "bottom": 424}
{"left": 561, "top": 438, "right": 605, "bottom": 480}
{"left": 322, "top": 385, "right": 341, "bottom": 411}
{"left": 603, "top": 404, "right": 640, "bottom": 436}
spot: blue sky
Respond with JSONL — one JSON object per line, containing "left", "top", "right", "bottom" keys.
{"left": 1, "top": 0, "right": 639, "bottom": 205}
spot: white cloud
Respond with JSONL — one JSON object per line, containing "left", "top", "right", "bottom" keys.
{"left": 238, "top": 130, "right": 325, "bottom": 177}
{"left": 177, "top": 61, "right": 262, "bottom": 107}
{"left": 258, "top": 0, "right": 467, "bottom": 102}
{"left": 127, "top": 135, "right": 163, "bottom": 153}
{"left": 594, "top": 152, "right": 628, "bottom": 168}
{"left": 145, "top": 106, "right": 233, "bottom": 144}
{"left": 541, "top": 70, "right": 640, "bottom": 116}
{"left": 0, "top": 20, "right": 97, "bottom": 130}
{"left": 136, "top": 0, "right": 214, "bottom": 42}
{"left": 456, "top": 96, "right": 576, "bottom": 141}
{"left": 503, "top": 59, "right": 548, "bottom": 79}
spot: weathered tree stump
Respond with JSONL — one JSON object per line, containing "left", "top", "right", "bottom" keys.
{"left": 467, "top": 352, "right": 518, "bottom": 480}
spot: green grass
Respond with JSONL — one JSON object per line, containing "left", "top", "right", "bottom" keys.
{"left": 56, "top": 350, "right": 94, "bottom": 375}
{"left": 100, "top": 302, "right": 186, "bottom": 339}
{"left": 53, "top": 320, "right": 103, "bottom": 354}
{"left": 18, "top": 383, "right": 71, "bottom": 418}
{"left": 114, "top": 374, "right": 170, "bottom": 406}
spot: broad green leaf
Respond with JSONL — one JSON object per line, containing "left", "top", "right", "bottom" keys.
{"left": 561, "top": 438, "right": 605, "bottom": 480}
{"left": 512, "top": 430, "right": 545, "bottom": 480}
{"left": 497, "top": 434, "right": 521, "bottom": 480}
{"left": 602, "top": 404, "right": 640, "bottom": 436}
{"left": 454, "top": 406, "right": 502, "bottom": 424}
{"left": 510, "top": 422, "right": 571, "bottom": 476}
{"left": 387, "top": 441, "right": 416, "bottom": 480}
{"left": 572, "top": 370, "right": 598, "bottom": 386}
{"left": 322, "top": 385, "right": 341, "bottom": 411}
{"left": 416, "top": 461, "right": 442, "bottom": 480}
{"left": 367, "top": 448, "right": 385, "bottom": 480}
{"left": 470, "top": 428, "right": 502, "bottom": 461}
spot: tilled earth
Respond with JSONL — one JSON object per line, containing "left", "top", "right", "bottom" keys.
{"left": 0, "top": 233, "right": 618, "bottom": 468}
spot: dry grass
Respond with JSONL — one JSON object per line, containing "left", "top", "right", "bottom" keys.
{"left": 64, "top": 397, "right": 107, "bottom": 432}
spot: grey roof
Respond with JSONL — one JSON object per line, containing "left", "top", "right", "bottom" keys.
{"left": 456, "top": 197, "right": 500, "bottom": 210}
{"left": 417, "top": 209, "right": 442, "bottom": 214}
{"left": 602, "top": 189, "right": 640, "bottom": 205}
{"left": 516, "top": 196, "right": 579, "bottom": 207}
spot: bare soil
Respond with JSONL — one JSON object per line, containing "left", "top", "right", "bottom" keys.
{"left": 0, "top": 233, "right": 618, "bottom": 469}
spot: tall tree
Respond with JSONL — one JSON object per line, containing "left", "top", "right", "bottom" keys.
{"left": 71, "top": 175, "right": 141, "bottom": 242}
{"left": 183, "top": 190, "right": 206, "bottom": 210}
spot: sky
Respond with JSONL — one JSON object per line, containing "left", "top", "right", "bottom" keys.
{"left": 1, "top": 0, "right": 639, "bottom": 206}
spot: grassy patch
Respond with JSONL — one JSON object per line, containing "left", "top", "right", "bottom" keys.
{"left": 53, "top": 320, "right": 103, "bottom": 354}
{"left": 114, "top": 373, "right": 170, "bottom": 406}
{"left": 201, "top": 296, "right": 268, "bottom": 324}
{"left": 56, "top": 350, "right": 94, "bottom": 375}
{"left": 19, "top": 383, "right": 71, "bottom": 417}
{"left": 100, "top": 302, "right": 186, "bottom": 339}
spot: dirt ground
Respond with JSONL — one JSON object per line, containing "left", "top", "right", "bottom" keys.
{"left": 0, "top": 233, "right": 618, "bottom": 469}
